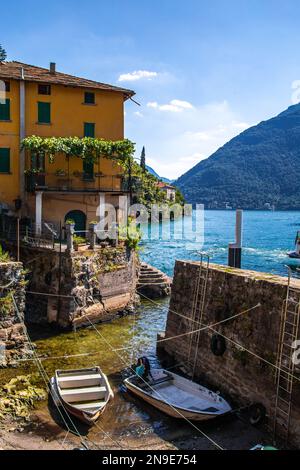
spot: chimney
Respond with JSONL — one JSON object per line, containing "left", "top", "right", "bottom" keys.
{"left": 49, "top": 62, "right": 56, "bottom": 74}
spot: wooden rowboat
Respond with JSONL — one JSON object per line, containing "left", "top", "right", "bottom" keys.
{"left": 50, "top": 367, "right": 114, "bottom": 425}
{"left": 124, "top": 369, "right": 231, "bottom": 421}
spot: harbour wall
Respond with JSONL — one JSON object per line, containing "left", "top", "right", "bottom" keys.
{"left": 0, "top": 261, "right": 30, "bottom": 365}
{"left": 160, "top": 260, "right": 300, "bottom": 447}
{"left": 3, "top": 243, "right": 139, "bottom": 329}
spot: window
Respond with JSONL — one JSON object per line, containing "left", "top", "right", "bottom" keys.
{"left": 0, "top": 99, "right": 10, "bottom": 121}
{"left": 4, "top": 81, "right": 10, "bottom": 92}
{"left": 38, "top": 102, "right": 51, "bottom": 124}
{"left": 84, "top": 122, "right": 95, "bottom": 138}
{"left": 0, "top": 148, "right": 10, "bottom": 173}
{"left": 84, "top": 92, "right": 95, "bottom": 104}
{"left": 38, "top": 84, "right": 51, "bottom": 95}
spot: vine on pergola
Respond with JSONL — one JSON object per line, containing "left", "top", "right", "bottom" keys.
{"left": 21, "top": 136, "right": 135, "bottom": 168}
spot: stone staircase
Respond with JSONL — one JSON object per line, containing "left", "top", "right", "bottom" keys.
{"left": 137, "top": 263, "right": 171, "bottom": 299}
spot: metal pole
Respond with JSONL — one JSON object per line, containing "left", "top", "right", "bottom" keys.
{"left": 128, "top": 157, "right": 133, "bottom": 205}
{"left": 57, "top": 221, "right": 62, "bottom": 324}
{"left": 228, "top": 209, "right": 243, "bottom": 268}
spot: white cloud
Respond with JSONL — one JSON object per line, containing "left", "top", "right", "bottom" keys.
{"left": 170, "top": 99, "right": 194, "bottom": 109}
{"left": 118, "top": 70, "right": 158, "bottom": 82}
{"left": 134, "top": 111, "right": 143, "bottom": 118}
{"left": 147, "top": 99, "right": 194, "bottom": 113}
{"left": 126, "top": 99, "right": 251, "bottom": 180}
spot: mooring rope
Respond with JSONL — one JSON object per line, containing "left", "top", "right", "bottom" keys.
{"left": 10, "top": 295, "right": 93, "bottom": 451}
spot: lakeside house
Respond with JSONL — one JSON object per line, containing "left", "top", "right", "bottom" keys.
{"left": 0, "top": 61, "right": 135, "bottom": 235}
{"left": 156, "top": 182, "right": 176, "bottom": 201}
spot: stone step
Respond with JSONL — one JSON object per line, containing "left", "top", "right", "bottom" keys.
{"left": 140, "top": 269, "right": 157, "bottom": 274}
{"left": 137, "top": 282, "right": 169, "bottom": 288}
{"left": 139, "top": 274, "right": 168, "bottom": 280}
{"left": 139, "top": 273, "right": 168, "bottom": 279}
{"left": 138, "top": 279, "right": 167, "bottom": 284}
{"left": 137, "top": 279, "right": 169, "bottom": 286}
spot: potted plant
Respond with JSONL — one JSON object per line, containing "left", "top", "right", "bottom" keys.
{"left": 89, "top": 220, "right": 98, "bottom": 228}
{"left": 65, "top": 218, "right": 75, "bottom": 227}
{"left": 73, "top": 235, "right": 87, "bottom": 251}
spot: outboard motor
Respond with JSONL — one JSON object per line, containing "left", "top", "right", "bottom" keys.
{"left": 138, "top": 356, "right": 151, "bottom": 379}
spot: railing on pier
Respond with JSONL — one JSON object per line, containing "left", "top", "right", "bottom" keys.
{"left": 0, "top": 215, "right": 55, "bottom": 250}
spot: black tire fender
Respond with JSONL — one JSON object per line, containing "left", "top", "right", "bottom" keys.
{"left": 210, "top": 334, "right": 227, "bottom": 356}
{"left": 249, "top": 403, "right": 266, "bottom": 425}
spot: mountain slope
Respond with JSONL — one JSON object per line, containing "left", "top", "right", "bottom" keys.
{"left": 145, "top": 165, "right": 172, "bottom": 183}
{"left": 176, "top": 103, "right": 300, "bottom": 209}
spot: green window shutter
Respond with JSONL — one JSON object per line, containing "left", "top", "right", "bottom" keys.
{"left": 84, "top": 122, "right": 95, "bottom": 137}
{"left": 0, "top": 99, "right": 10, "bottom": 121}
{"left": 0, "top": 148, "right": 10, "bottom": 173}
{"left": 38, "top": 102, "right": 51, "bottom": 123}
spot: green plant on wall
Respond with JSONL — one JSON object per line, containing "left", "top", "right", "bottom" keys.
{"left": 21, "top": 136, "right": 184, "bottom": 208}
{"left": 0, "top": 293, "right": 14, "bottom": 317}
{"left": 0, "top": 245, "right": 10, "bottom": 262}
{"left": 119, "top": 216, "right": 142, "bottom": 250}
{"left": 21, "top": 136, "right": 135, "bottom": 166}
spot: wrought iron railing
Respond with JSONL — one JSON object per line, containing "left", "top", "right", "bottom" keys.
{"left": 25, "top": 173, "right": 129, "bottom": 193}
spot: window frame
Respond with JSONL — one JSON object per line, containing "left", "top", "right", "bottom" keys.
{"left": 4, "top": 81, "right": 10, "bottom": 92}
{"left": 84, "top": 91, "right": 95, "bottom": 105}
{"left": 0, "top": 98, "right": 10, "bottom": 121}
{"left": 83, "top": 122, "right": 95, "bottom": 138}
{"left": 0, "top": 148, "right": 10, "bottom": 174}
{"left": 38, "top": 84, "right": 51, "bottom": 95}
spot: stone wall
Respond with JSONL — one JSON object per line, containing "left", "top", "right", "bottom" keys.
{"left": 6, "top": 244, "right": 138, "bottom": 329}
{"left": 161, "top": 260, "right": 300, "bottom": 447}
{"left": 0, "top": 261, "right": 29, "bottom": 365}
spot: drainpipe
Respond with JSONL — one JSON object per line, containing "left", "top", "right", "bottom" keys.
{"left": 19, "top": 68, "right": 26, "bottom": 208}
{"left": 228, "top": 209, "right": 243, "bottom": 268}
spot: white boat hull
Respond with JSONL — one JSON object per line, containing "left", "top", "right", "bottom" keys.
{"left": 50, "top": 366, "right": 113, "bottom": 425}
{"left": 124, "top": 369, "right": 231, "bottom": 421}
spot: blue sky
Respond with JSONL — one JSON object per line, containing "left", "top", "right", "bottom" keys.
{"left": 3, "top": 0, "right": 300, "bottom": 178}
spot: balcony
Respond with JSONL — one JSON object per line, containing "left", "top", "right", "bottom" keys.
{"left": 25, "top": 171, "right": 130, "bottom": 193}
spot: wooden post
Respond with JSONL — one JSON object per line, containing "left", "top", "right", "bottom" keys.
{"left": 17, "top": 217, "right": 20, "bottom": 262}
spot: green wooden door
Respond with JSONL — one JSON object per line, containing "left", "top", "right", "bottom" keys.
{"left": 65, "top": 210, "right": 86, "bottom": 236}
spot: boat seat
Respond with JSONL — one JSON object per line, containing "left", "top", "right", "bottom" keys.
{"left": 150, "top": 376, "right": 174, "bottom": 386}
{"left": 72, "top": 401, "right": 105, "bottom": 410}
{"left": 60, "top": 386, "right": 106, "bottom": 403}
{"left": 58, "top": 374, "right": 102, "bottom": 389}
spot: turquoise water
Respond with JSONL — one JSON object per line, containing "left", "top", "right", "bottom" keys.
{"left": 140, "top": 210, "right": 300, "bottom": 277}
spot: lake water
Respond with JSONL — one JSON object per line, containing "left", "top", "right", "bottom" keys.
{"left": 140, "top": 210, "right": 300, "bottom": 278}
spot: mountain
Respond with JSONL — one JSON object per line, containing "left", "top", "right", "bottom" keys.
{"left": 175, "top": 103, "right": 300, "bottom": 210}
{"left": 145, "top": 165, "right": 173, "bottom": 184}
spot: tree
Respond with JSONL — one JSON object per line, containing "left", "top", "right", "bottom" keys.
{"left": 140, "top": 146, "right": 146, "bottom": 171}
{"left": 0, "top": 45, "right": 7, "bottom": 62}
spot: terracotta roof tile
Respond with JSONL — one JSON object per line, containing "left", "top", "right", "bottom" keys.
{"left": 0, "top": 61, "right": 135, "bottom": 100}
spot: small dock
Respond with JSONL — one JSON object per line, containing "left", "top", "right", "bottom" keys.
{"left": 137, "top": 263, "right": 171, "bottom": 299}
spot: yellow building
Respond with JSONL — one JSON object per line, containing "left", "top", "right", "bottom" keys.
{"left": 0, "top": 61, "right": 135, "bottom": 234}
